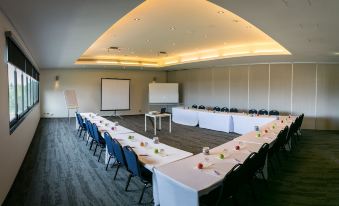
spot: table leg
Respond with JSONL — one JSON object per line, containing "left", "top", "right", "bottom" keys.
{"left": 154, "top": 117, "right": 157, "bottom": 136}
{"left": 145, "top": 115, "right": 147, "bottom": 132}
{"left": 169, "top": 115, "right": 172, "bottom": 133}
{"left": 159, "top": 116, "right": 162, "bottom": 130}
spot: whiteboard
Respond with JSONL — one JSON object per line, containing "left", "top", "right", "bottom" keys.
{"left": 149, "top": 83, "right": 179, "bottom": 104}
{"left": 101, "top": 78, "right": 130, "bottom": 110}
{"left": 64, "top": 90, "right": 79, "bottom": 109}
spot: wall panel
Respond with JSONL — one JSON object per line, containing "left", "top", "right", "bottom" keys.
{"left": 230, "top": 65, "right": 248, "bottom": 111}
{"left": 292, "top": 64, "right": 316, "bottom": 129}
{"left": 316, "top": 64, "right": 339, "bottom": 130}
{"left": 249, "top": 64, "right": 269, "bottom": 111}
{"left": 211, "top": 67, "right": 229, "bottom": 107}
{"left": 269, "top": 64, "right": 292, "bottom": 115}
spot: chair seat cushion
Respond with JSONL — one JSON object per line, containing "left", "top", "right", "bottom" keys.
{"left": 140, "top": 167, "right": 152, "bottom": 183}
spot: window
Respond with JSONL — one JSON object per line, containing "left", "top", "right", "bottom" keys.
{"left": 8, "top": 63, "right": 16, "bottom": 122}
{"left": 6, "top": 34, "right": 39, "bottom": 133}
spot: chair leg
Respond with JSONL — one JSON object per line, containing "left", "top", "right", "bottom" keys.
{"left": 138, "top": 183, "right": 148, "bottom": 204}
{"left": 79, "top": 128, "right": 83, "bottom": 137}
{"left": 98, "top": 148, "right": 104, "bottom": 162}
{"left": 114, "top": 164, "right": 120, "bottom": 180}
{"left": 125, "top": 173, "right": 132, "bottom": 191}
{"left": 106, "top": 156, "right": 111, "bottom": 171}
{"left": 94, "top": 144, "right": 98, "bottom": 156}
{"left": 89, "top": 139, "right": 94, "bottom": 150}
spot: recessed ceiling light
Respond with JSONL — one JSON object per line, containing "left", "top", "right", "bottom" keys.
{"left": 233, "top": 19, "right": 239, "bottom": 23}
{"left": 146, "top": 39, "right": 150, "bottom": 43}
{"left": 170, "top": 26, "right": 175, "bottom": 30}
{"left": 217, "top": 11, "right": 224, "bottom": 14}
{"left": 134, "top": 18, "right": 141, "bottom": 21}
{"left": 334, "top": 52, "right": 339, "bottom": 55}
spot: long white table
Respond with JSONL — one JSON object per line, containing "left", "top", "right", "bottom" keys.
{"left": 172, "top": 107, "right": 199, "bottom": 126}
{"left": 172, "top": 107, "right": 278, "bottom": 134}
{"left": 198, "top": 111, "right": 232, "bottom": 132}
{"left": 154, "top": 116, "right": 296, "bottom": 206}
{"left": 80, "top": 112, "right": 193, "bottom": 205}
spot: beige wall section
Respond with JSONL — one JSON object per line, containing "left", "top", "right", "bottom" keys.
{"left": 168, "top": 63, "right": 339, "bottom": 130}
{"left": 249, "top": 64, "right": 269, "bottom": 111}
{"left": 316, "top": 64, "right": 339, "bottom": 130}
{"left": 269, "top": 64, "right": 292, "bottom": 115}
{"left": 40, "top": 69, "right": 167, "bottom": 118}
{"left": 230, "top": 65, "right": 248, "bottom": 111}
{"left": 211, "top": 67, "right": 229, "bottom": 108}
{"left": 292, "top": 64, "right": 316, "bottom": 129}
{"left": 0, "top": 11, "right": 40, "bottom": 204}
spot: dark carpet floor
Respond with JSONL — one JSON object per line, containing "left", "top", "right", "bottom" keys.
{"left": 3, "top": 115, "right": 339, "bottom": 206}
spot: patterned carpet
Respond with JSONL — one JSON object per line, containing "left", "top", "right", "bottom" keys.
{"left": 3, "top": 115, "right": 339, "bottom": 206}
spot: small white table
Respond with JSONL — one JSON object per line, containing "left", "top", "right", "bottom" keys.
{"left": 145, "top": 113, "right": 172, "bottom": 135}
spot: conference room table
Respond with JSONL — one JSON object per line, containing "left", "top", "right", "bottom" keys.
{"left": 80, "top": 113, "right": 193, "bottom": 204}
{"left": 153, "top": 116, "right": 296, "bottom": 206}
{"left": 172, "top": 107, "right": 278, "bottom": 134}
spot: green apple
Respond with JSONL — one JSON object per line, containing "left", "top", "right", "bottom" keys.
{"left": 154, "top": 148, "right": 159, "bottom": 154}
{"left": 219, "top": 154, "right": 225, "bottom": 159}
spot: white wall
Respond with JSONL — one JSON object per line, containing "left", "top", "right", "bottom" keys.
{"left": 0, "top": 11, "right": 40, "bottom": 204}
{"left": 168, "top": 63, "right": 339, "bottom": 130}
{"left": 40, "top": 69, "right": 167, "bottom": 118}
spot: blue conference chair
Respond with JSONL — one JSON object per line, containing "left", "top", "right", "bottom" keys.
{"left": 123, "top": 146, "right": 152, "bottom": 204}
{"left": 76, "top": 112, "right": 86, "bottom": 138}
{"left": 112, "top": 138, "right": 127, "bottom": 180}
{"left": 213, "top": 106, "right": 221, "bottom": 112}
{"left": 86, "top": 119, "right": 94, "bottom": 146}
{"left": 198, "top": 105, "right": 206, "bottom": 109}
{"left": 91, "top": 123, "right": 106, "bottom": 162}
{"left": 220, "top": 107, "right": 229, "bottom": 112}
{"left": 248, "top": 109, "right": 258, "bottom": 114}
{"left": 258, "top": 109, "right": 268, "bottom": 115}
{"left": 230, "top": 108, "right": 238, "bottom": 113}
{"left": 104, "top": 132, "right": 115, "bottom": 171}
{"left": 269, "top": 110, "right": 279, "bottom": 116}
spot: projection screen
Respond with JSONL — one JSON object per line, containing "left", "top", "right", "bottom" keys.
{"left": 149, "top": 83, "right": 179, "bottom": 104}
{"left": 101, "top": 78, "right": 130, "bottom": 111}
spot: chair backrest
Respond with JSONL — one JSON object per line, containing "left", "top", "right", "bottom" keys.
{"left": 85, "top": 119, "right": 93, "bottom": 137}
{"left": 269, "top": 110, "right": 280, "bottom": 115}
{"left": 297, "top": 113, "right": 304, "bottom": 130}
{"left": 285, "top": 122, "right": 296, "bottom": 144}
{"left": 240, "top": 152, "right": 258, "bottom": 182}
{"left": 213, "top": 106, "right": 221, "bottom": 111}
{"left": 104, "top": 132, "right": 114, "bottom": 156}
{"left": 220, "top": 107, "right": 229, "bottom": 112}
{"left": 76, "top": 112, "right": 82, "bottom": 126}
{"left": 258, "top": 109, "right": 268, "bottom": 115}
{"left": 123, "top": 146, "right": 141, "bottom": 176}
{"left": 198, "top": 105, "right": 205, "bottom": 109}
{"left": 192, "top": 104, "right": 198, "bottom": 109}
{"left": 112, "top": 138, "right": 126, "bottom": 166}
{"left": 278, "top": 126, "right": 289, "bottom": 147}
{"left": 256, "top": 143, "right": 269, "bottom": 169}
{"left": 248, "top": 109, "right": 258, "bottom": 114}
{"left": 92, "top": 123, "right": 104, "bottom": 144}
{"left": 230, "top": 108, "right": 238, "bottom": 113}
{"left": 218, "top": 163, "right": 243, "bottom": 199}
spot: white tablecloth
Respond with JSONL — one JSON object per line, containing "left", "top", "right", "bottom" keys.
{"left": 154, "top": 117, "right": 296, "bottom": 206}
{"left": 80, "top": 112, "right": 193, "bottom": 206}
{"left": 232, "top": 114, "right": 276, "bottom": 134}
{"left": 172, "top": 107, "right": 199, "bottom": 126}
{"left": 198, "top": 111, "right": 232, "bottom": 132}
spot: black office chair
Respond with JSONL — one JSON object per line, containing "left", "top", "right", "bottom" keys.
{"left": 192, "top": 104, "right": 198, "bottom": 109}
{"left": 258, "top": 109, "right": 268, "bottom": 115}
{"left": 248, "top": 109, "right": 258, "bottom": 114}
{"left": 213, "top": 106, "right": 221, "bottom": 112}
{"left": 200, "top": 164, "right": 243, "bottom": 206}
{"left": 230, "top": 108, "right": 238, "bottom": 113}
{"left": 253, "top": 143, "right": 270, "bottom": 180}
{"left": 268, "top": 126, "right": 288, "bottom": 173}
{"left": 220, "top": 107, "right": 229, "bottom": 112}
{"left": 269, "top": 110, "right": 279, "bottom": 115}
{"left": 198, "top": 105, "right": 206, "bottom": 109}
